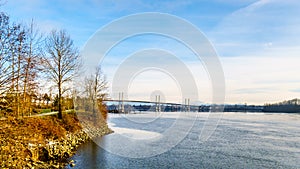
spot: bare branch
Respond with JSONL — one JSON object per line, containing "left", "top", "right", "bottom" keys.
{"left": 42, "top": 29, "right": 81, "bottom": 119}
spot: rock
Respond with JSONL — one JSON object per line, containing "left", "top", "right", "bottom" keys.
{"left": 38, "top": 147, "right": 50, "bottom": 161}
{"left": 63, "top": 152, "right": 70, "bottom": 158}
{"left": 70, "top": 162, "right": 76, "bottom": 167}
{"left": 28, "top": 144, "right": 39, "bottom": 161}
{"left": 24, "top": 148, "right": 32, "bottom": 158}
{"left": 1, "top": 123, "right": 111, "bottom": 168}
{"left": 26, "top": 163, "right": 32, "bottom": 168}
{"left": 36, "top": 160, "right": 44, "bottom": 164}
{"left": 52, "top": 164, "right": 60, "bottom": 168}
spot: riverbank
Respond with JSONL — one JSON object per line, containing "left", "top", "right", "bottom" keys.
{"left": 0, "top": 113, "right": 113, "bottom": 168}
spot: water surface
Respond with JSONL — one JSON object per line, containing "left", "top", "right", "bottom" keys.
{"left": 67, "top": 112, "right": 300, "bottom": 169}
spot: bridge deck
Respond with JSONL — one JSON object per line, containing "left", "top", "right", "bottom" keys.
{"left": 103, "top": 99, "right": 191, "bottom": 106}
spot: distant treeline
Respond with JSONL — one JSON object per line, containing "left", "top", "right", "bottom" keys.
{"left": 107, "top": 98, "right": 300, "bottom": 113}
{"left": 263, "top": 98, "right": 300, "bottom": 113}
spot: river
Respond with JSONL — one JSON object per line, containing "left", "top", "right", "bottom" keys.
{"left": 66, "top": 112, "right": 300, "bottom": 168}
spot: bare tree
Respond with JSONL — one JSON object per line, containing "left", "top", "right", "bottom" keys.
{"left": 14, "top": 24, "right": 27, "bottom": 116}
{"left": 43, "top": 30, "right": 81, "bottom": 119}
{"left": 0, "top": 8, "right": 44, "bottom": 117}
{"left": 0, "top": 12, "right": 11, "bottom": 95}
{"left": 1, "top": 13, "right": 28, "bottom": 116}
{"left": 84, "top": 66, "right": 108, "bottom": 120}
{"left": 21, "top": 20, "right": 43, "bottom": 116}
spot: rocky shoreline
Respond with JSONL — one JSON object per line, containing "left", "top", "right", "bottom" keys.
{"left": 28, "top": 128, "right": 113, "bottom": 168}
{"left": 25, "top": 131, "right": 89, "bottom": 168}
{"left": 0, "top": 114, "right": 113, "bottom": 169}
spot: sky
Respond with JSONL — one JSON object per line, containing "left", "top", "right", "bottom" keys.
{"left": 1, "top": 0, "right": 300, "bottom": 105}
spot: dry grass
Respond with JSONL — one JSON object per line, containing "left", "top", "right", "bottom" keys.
{"left": 0, "top": 114, "right": 84, "bottom": 168}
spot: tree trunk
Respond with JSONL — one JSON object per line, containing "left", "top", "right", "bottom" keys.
{"left": 58, "top": 80, "right": 62, "bottom": 119}
{"left": 16, "top": 47, "right": 21, "bottom": 117}
{"left": 22, "top": 57, "right": 30, "bottom": 117}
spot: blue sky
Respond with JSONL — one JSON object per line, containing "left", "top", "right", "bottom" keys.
{"left": 2, "top": 0, "right": 300, "bottom": 104}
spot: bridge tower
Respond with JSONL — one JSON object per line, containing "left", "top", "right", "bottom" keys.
{"left": 118, "top": 92, "right": 124, "bottom": 113}
{"left": 155, "top": 95, "right": 161, "bottom": 112}
{"left": 187, "top": 98, "right": 190, "bottom": 112}
{"left": 183, "top": 98, "right": 190, "bottom": 112}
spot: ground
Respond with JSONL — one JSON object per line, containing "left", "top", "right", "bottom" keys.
{"left": 0, "top": 113, "right": 112, "bottom": 168}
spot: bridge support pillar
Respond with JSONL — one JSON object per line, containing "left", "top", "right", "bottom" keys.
{"left": 183, "top": 98, "right": 190, "bottom": 112}
{"left": 155, "top": 95, "right": 160, "bottom": 112}
{"left": 187, "top": 98, "right": 190, "bottom": 112}
{"left": 118, "top": 92, "right": 124, "bottom": 113}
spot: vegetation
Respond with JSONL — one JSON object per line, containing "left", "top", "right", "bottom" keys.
{"left": 0, "top": 10, "right": 107, "bottom": 119}
{"left": 265, "top": 98, "right": 300, "bottom": 106}
{"left": 42, "top": 30, "right": 81, "bottom": 119}
{"left": 0, "top": 3, "right": 111, "bottom": 168}
{"left": 0, "top": 114, "right": 85, "bottom": 168}
{"left": 0, "top": 12, "right": 42, "bottom": 117}
{"left": 263, "top": 98, "right": 300, "bottom": 113}
{"left": 83, "top": 66, "right": 108, "bottom": 120}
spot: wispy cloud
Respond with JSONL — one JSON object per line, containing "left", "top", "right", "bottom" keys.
{"left": 210, "top": 0, "right": 300, "bottom": 57}
{"left": 234, "top": 87, "right": 275, "bottom": 94}
{"left": 290, "top": 89, "right": 300, "bottom": 93}
{"left": 221, "top": 55, "right": 300, "bottom": 104}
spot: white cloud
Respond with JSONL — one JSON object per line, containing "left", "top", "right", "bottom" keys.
{"left": 35, "top": 20, "right": 63, "bottom": 33}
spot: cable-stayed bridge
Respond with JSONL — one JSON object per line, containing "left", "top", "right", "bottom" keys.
{"left": 103, "top": 94, "right": 210, "bottom": 113}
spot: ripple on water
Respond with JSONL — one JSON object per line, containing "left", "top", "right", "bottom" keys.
{"left": 67, "top": 112, "right": 300, "bottom": 169}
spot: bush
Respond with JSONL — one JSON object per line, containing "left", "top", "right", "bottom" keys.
{"left": 62, "top": 114, "right": 82, "bottom": 132}
{"left": 24, "top": 117, "right": 66, "bottom": 139}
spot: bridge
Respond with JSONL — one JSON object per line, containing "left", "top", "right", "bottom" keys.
{"left": 103, "top": 92, "right": 210, "bottom": 113}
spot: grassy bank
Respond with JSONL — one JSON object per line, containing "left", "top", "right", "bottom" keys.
{"left": 0, "top": 113, "right": 112, "bottom": 168}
